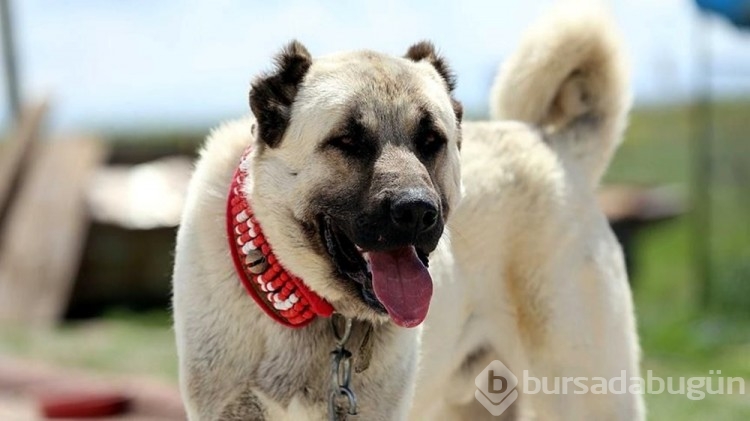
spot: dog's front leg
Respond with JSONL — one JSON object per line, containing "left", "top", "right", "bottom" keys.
{"left": 523, "top": 248, "right": 646, "bottom": 420}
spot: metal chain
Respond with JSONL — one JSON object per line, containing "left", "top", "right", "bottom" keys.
{"left": 328, "top": 313, "right": 358, "bottom": 420}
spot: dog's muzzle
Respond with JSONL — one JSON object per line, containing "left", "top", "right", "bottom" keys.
{"left": 321, "top": 188, "right": 443, "bottom": 328}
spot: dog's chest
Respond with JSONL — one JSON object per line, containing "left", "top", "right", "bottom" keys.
{"left": 250, "top": 322, "right": 369, "bottom": 412}
{"left": 234, "top": 322, "right": 412, "bottom": 420}
{"left": 255, "top": 340, "right": 331, "bottom": 406}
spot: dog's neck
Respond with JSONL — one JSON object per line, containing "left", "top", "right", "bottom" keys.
{"left": 226, "top": 145, "right": 334, "bottom": 327}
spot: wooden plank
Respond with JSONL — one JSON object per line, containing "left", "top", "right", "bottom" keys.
{"left": 597, "top": 184, "right": 684, "bottom": 223}
{"left": 0, "top": 100, "right": 48, "bottom": 223}
{"left": 0, "top": 135, "right": 108, "bottom": 326}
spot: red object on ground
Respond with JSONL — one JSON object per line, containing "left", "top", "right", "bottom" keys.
{"left": 37, "top": 391, "right": 130, "bottom": 418}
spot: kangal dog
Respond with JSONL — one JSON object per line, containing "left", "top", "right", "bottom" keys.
{"left": 173, "top": 7, "right": 644, "bottom": 420}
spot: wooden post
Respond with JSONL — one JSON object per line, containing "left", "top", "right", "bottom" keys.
{"left": 0, "top": 135, "right": 108, "bottom": 326}
{"left": 691, "top": 15, "right": 713, "bottom": 308}
{"left": 0, "top": 100, "right": 48, "bottom": 227}
{"left": 0, "top": 0, "right": 21, "bottom": 121}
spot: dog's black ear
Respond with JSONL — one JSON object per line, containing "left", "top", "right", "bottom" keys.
{"left": 249, "top": 40, "right": 312, "bottom": 148}
{"left": 405, "top": 41, "right": 462, "bottom": 123}
{"left": 405, "top": 41, "right": 456, "bottom": 93}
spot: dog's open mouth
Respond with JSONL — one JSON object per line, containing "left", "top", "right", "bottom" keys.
{"left": 319, "top": 215, "right": 433, "bottom": 328}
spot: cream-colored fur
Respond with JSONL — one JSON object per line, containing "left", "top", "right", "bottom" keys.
{"left": 411, "top": 7, "right": 643, "bottom": 420}
{"left": 489, "top": 6, "right": 630, "bottom": 188}
{"left": 173, "top": 7, "right": 644, "bottom": 421}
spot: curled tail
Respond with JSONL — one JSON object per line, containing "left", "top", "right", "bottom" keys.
{"left": 490, "top": 5, "right": 631, "bottom": 186}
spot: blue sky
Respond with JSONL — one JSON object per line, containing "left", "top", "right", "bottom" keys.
{"left": 2, "top": 0, "right": 750, "bottom": 131}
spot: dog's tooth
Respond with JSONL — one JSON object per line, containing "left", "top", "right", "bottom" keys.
{"left": 236, "top": 210, "right": 249, "bottom": 223}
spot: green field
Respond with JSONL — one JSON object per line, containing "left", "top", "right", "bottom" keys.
{"left": 606, "top": 101, "right": 750, "bottom": 418}
{"left": 1, "top": 101, "right": 749, "bottom": 418}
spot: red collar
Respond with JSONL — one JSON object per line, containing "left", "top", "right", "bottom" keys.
{"left": 226, "top": 145, "right": 334, "bottom": 328}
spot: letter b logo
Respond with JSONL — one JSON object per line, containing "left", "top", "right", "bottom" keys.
{"left": 475, "top": 360, "right": 519, "bottom": 416}
{"left": 488, "top": 370, "right": 508, "bottom": 393}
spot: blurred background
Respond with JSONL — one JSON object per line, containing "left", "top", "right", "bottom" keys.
{"left": 0, "top": 0, "right": 748, "bottom": 419}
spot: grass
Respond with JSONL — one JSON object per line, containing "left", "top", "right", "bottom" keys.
{"left": 0, "top": 310, "right": 178, "bottom": 382}
{"left": 1, "top": 100, "right": 749, "bottom": 418}
{"left": 606, "top": 100, "right": 750, "bottom": 417}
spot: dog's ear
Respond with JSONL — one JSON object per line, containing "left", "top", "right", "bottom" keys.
{"left": 404, "top": 41, "right": 455, "bottom": 92}
{"left": 405, "top": 41, "right": 462, "bottom": 123}
{"left": 249, "top": 40, "right": 312, "bottom": 148}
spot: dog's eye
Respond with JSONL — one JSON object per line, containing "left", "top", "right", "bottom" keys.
{"left": 416, "top": 130, "right": 446, "bottom": 158}
{"left": 327, "top": 135, "right": 368, "bottom": 156}
{"left": 330, "top": 136, "right": 354, "bottom": 148}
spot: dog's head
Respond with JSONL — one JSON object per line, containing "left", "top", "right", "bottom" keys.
{"left": 247, "top": 41, "right": 462, "bottom": 327}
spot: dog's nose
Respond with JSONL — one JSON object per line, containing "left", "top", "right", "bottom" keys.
{"left": 390, "top": 192, "right": 439, "bottom": 235}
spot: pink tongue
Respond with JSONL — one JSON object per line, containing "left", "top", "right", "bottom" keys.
{"left": 366, "top": 247, "right": 433, "bottom": 328}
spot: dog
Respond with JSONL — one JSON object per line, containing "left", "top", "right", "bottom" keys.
{"left": 172, "top": 7, "right": 644, "bottom": 421}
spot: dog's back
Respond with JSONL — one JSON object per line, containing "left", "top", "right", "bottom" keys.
{"left": 413, "top": 6, "right": 643, "bottom": 420}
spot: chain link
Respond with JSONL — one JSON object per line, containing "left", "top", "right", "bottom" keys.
{"left": 328, "top": 314, "right": 358, "bottom": 420}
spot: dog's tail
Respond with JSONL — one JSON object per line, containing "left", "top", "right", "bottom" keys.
{"left": 489, "top": 5, "right": 631, "bottom": 187}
